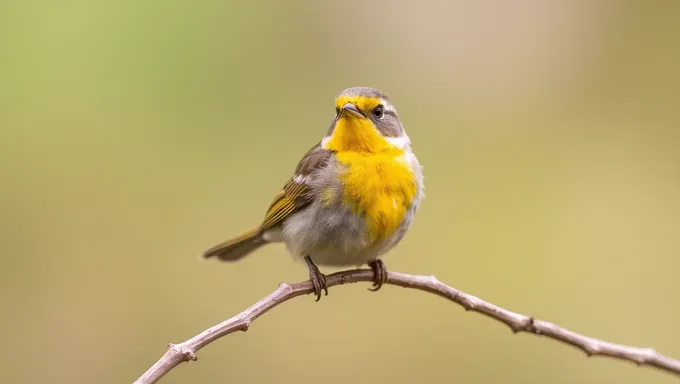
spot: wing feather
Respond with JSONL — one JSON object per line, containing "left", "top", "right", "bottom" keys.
{"left": 261, "top": 143, "right": 331, "bottom": 229}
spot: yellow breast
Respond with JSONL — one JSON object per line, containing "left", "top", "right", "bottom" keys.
{"left": 322, "top": 104, "right": 417, "bottom": 246}
{"left": 335, "top": 150, "right": 417, "bottom": 246}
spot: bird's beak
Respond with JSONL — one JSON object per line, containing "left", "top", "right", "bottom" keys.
{"left": 340, "top": 103, "right": 365, "bottom": 119}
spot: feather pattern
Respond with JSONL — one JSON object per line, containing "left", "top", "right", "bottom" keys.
{"left": 261, "top": 143, "right": 331, "bottom": 229}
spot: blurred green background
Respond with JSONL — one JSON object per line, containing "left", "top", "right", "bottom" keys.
{"left": 1, "top": 1, "right": 679, "bottom": 383}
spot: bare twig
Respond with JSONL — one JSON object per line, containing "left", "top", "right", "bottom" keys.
{"left": 134, "top": 269, "right": 680, "bottom": 383}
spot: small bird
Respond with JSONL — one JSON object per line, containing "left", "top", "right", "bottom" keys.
{"left": 203, "top": 87, "right": 424, "bottom": 301}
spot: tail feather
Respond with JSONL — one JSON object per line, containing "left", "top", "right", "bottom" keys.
{"left": 203, "top": 227, "right": 267, "bottom": 261}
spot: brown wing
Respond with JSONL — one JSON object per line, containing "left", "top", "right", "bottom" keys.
{"left": 261, "top": 143, "right": 332, "bottom": 229}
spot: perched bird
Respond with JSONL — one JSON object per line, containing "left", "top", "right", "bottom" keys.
{"left": 203, "top": 87, "right": 424, "bottom": 301}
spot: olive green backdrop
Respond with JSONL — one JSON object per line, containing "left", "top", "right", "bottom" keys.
{"left": 1, "top": 1, "right": 679, "bottom": 383}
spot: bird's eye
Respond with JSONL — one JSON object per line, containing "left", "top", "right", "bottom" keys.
{"left": 372, "top": 105, "right": 384, "bottom": 119}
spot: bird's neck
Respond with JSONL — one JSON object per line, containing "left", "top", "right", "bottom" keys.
{"left": 322, "top": 118, "right": 397, "bottom": 154}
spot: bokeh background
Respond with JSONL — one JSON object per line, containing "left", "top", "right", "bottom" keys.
{"left": 1, "top": 1, "right": 679, "bottom": 383}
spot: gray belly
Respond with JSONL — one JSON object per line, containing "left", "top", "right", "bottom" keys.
{"left": 281, "top": 200, "right": 366, "bottom": 266}
{"left": 280, "top": 199, "right": 418, "bottom": 267}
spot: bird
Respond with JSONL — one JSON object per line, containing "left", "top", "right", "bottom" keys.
{"left": 203, "top": 86, "right": 424, "bottom": 301}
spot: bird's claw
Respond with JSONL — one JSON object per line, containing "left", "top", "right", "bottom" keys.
{"left": 368, "top": 259, "right": 388, "bottom": 292}
{"left": 305, "top": 256, "right": 328, "bottom": 301}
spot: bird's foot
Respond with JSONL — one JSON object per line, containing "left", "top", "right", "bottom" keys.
{"left": 368, "top": 259, "right": 388, "bottom": 292}
{"left": 304, "top": 256, "right": 328, "bottom": 301}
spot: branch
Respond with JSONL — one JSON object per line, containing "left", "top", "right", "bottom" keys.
{"left": 134, "top": 269, "right": 680, "bottom": 383}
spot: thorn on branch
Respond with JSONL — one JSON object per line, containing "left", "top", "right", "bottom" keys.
{"left": 184, "top": 350, "right": 198, "bottom": 361}
{"left": 169, "top": 343, "right": 198, "bottom": 362}
{"left": 463, "top": 298, "right": 477, "bottom": 311}
{"left": 584, "top": 345, "right": 600, "bottom": 357}
{"left": 510, "top": 316, "right": 539, "bottom": 334}
{"left": 528, "top": 317, "right": 539, "bottom": 334}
